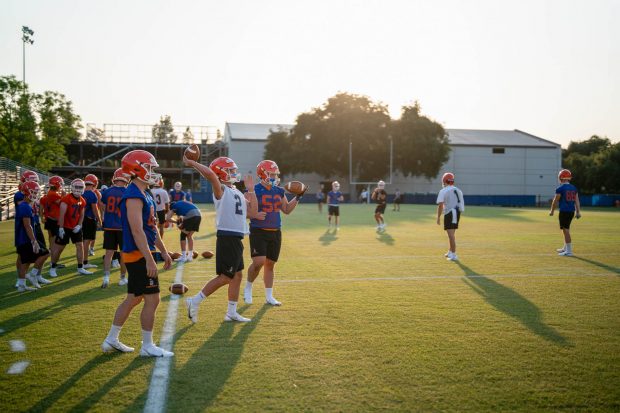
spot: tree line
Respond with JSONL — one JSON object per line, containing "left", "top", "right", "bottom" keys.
{"left": 562, "top": 135, "right": 620, "bottom": 194}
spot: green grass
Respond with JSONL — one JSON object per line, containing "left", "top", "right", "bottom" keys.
{"left": 0, "top": 204, "right": 619, "bottom": 412}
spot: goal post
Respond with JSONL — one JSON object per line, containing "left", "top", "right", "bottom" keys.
{"left": 349, "top": 138, "right": 394, "bottom": 202}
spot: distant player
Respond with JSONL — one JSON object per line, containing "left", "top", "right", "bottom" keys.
{"left": 184, "top": 156, "right": 258, "bottom": 324}
{"left": 14, "top": 181, "right": 50, "bottom": 291}
{"left": 549, "top": 169, "right": 581, "bottom": 256}
{"left": 371, "top": 180, "right": 388, "bottom": 230}
{"left": 151, "top": 178, "right": 170, "bottom": 237}
{"left": 316, "top": 190, "right": 324, "bottom": 213}
{"left": 100, "top": 169, "right": 129, "bottom": 288}
{"left": 327, "top": 181, "right": 344, "bottom": 229}
{"left": 82, "top": 174, "right": 101, "bottom": 269}
{"left": 436, "top": 173, "right": 465, "bottom": 261}
{"left": 244, "top": 160, "right": 304, "bottom": 306}
{"left": 102, "top": 150, "right": 173, "bottom": 357}
{"left": 50, "top": 179, "right": 90, "bottom": 276}
{"left": 393, "top": 188, "right": 402, "bottom": 211}
{"left": 169, "top": 181, "right": 186, "bottom": 206}
{"left": 165, "top": 200, "right": 201, "bottom": 262}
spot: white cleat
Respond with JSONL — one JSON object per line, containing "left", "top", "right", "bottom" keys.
{"left": 102, "top": 338, "right": 134, "bottom": 353}
{"left": 111, "top": 259, "right": 120, "bottom": 268}
{"left": 88, "top": 248, "right": 95, "bottom": 256}
{"left": 556, "top": 247, "right": 566, "bottom": 253}
{"left": 185, "top": 298, "right": 199, "bottom": 323}
{"left": 118, "top": 277, "right": 128, "bottom": 286}
{"left": 176, "top": 257, "right": 187, "bottom": 263}
{"left": 37, "top": 276, "right": 52, "bottom": 285}
{"left": 15, "top": 279, "right": 19, "bottom": 288}
{"left": 224, "top": 312, "right": 251, "bottom": 322}
{"left": 140, "top": 344, "right": 174, "bottom": 358}
{"left": 83, "top": 263, "right": 97, "bottom": 269}
{"left": 444, "top": 251, "right": 451, "bottom": 257}
{"left": 17, "top": 285, "right": 36, "bottom": 292}
{"left": 266, "top": 297, "right": 282, "bottom": 306}
{"left": 446, "top": 253, "right": 458, "bottom": 261}
{"left": 243, "top": 290, "right": 253, "bottom": 304}
{"left": 77, "top": 268, "right": 94, "bottom": 275}
{"left": 101, "top": 276, "right": 110, "bottom": 289}
{"left": 26, "top": 274, "right": 41, "bottom": 289}
{"left": 49, "top": 267, "right": 58, "bottom": 278}
{"left": 558, "top": 251, "right": 573, "bottom": 257}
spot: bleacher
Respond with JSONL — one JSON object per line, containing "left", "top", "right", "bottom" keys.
{"left": 0, "top": 157, "right": 55, "bottom": 221}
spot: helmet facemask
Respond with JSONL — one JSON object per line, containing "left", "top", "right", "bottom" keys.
{"left": 137, "top": 163, "right": 161, "bottom": 187}
{"left": 72, "top": 184, "right": 85, "bottom": 197}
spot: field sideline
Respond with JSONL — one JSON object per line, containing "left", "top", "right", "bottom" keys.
{"left": 0, "top": 204, "right": 619, "bottom": 412}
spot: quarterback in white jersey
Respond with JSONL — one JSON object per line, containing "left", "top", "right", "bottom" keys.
{"left": 183, "top": 156, "right": 259, "bottom": 323}
{"left": 151, "top": 179, "right": 170, "bottom": 237}
{"left": 436, "top": 172, "right": 465, "bottom": 261}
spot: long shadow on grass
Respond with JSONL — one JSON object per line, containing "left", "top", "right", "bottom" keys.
{"left": 195, "top": 231, "right": 216, "bottom": 240}
{"left": 571, "top": 256, "right": 620, "bottom": 275}
{"left": 458, "top": 261, "right": 571, "bottom": 347}
{"left": 376, "top": 230, "right": 394, "bottom": 246}
{"left": 319, "top": 229, "right": 338, "bottom": 246}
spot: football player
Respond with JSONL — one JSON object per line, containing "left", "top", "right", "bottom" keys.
{"left": 436, "top": 173, "right": 465, "bottom": 261}
{"left": 151, "top": 178, "right": 170, "bottom": 238}
{"left": 100, "top": 169, "right": 129, "bottom": 288}
{"left": 14, "top": 181, "right": 50, "bottom": 291}
{"left": 50, "top": 179, "right": 90, "bottom": 276}
{"left": 244, "top": 160, "right": 304, "bottom": 306}
{"left": 82, "top": 174, "right": 101, "bottom": 268}
{"left": 371, "top": 180, "right": 388, "bottom": 231}
{"left": 102, "top": 150, "right": 173, "bottom": 357}
{"left": 327, "top": 181, "right": 344, "bottom": 230}
{"left": 549, "top": 169, "right": 581, "bottom": 256}
{"left": 165, "top": 199, "right": 201, "bottom": 262}
{"left": 184, "top": 156, "right": 259, "bottom": 324}
{"left": 169, "top": 181, "right": 186, "bottom": 207}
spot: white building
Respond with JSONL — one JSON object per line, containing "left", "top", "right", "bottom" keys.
{"left": 224, "top": 122, "right": 561, "bottom": 201}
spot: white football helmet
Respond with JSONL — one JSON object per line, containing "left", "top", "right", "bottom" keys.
{"left": 332, "top": 181, "right": 340, "bottom": 191}
{"left": 71, "top": 179, "right": 85, "bottom": 196}
{"left": 377, "top": 180, "right": 385, "bottom": 189}
{"left": 174, "top": 182, "right": 182, "bottom": 191}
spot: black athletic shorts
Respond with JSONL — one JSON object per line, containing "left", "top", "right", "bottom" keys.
{"left": 103, "top": 230, "right": 123, "bottom": 251}
{"left": 559, "top": 211, "right": 574, "bottom": 230}
{"left": 156, "top": 210, "right": 166, "bottom": 225}
{"left": 55, "top": 227, "right": 83, "bottom": 245}
{"left": 44, "top": 218, "right": 59, "bottom": 236}
{"left": 180, "top": 216, "right": 201, "bottom": 233}
{"left": 126, "top": 257, "right": 160, "bottom": 296}
{"left": 17, "top": 241, "right": 49, "bottom": 264}
{"left": 375, "top": 204, "right": 387, "bottom": 214}
{"left": 328, "top": 205, "right": 340, "bottom": 216}
{"left": 216, "top": 235, "right": 244, "bottom": 278}
{"left": 33, "top": 223, "right": 46, "bottom": 249}
{"left": 249, "top": 228, "right": 282, "bottom": 262}
{"left": 83, "top": 217, "right": 97, "bottom": 240}
{"left": 444, "top": 210, "right": 461, "bottom": 230}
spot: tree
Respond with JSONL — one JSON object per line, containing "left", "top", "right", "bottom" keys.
{"left": 152, "top": 115, "right": 177, "bottom": 144}
{"left": 563, "top": 135, "right": 620, "bottom": 193}
{"left": 264, "top": 92, "right": 449, "bottom": 182}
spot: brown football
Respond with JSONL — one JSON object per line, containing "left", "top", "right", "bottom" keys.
{"left": 284, "top": 181, "right": 307, "bottom": 196}
{"left": 192, "top": 251, "right": 199, "bottom": 259}
{"left": 184, "top": 144, "right": 200, "bottom": 162}
{"left": 169, "top": 283, "right": 189, "bottom": 295}
{"left": 170, "top": 252, "right": 181, "bottom": 259}
{"left": 201, "top": 250, "right": 214, "bottom": 259}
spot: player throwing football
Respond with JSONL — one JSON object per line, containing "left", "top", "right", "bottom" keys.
{"left": 184, "top": 156, "right": 258, "bottom": 323}
{"left": 371, "top": 180, "right": 388, "bottom": 231}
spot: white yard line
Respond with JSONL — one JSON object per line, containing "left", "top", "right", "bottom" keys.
{"left": 144, "top": 263, "right": 185, "bottom": 413}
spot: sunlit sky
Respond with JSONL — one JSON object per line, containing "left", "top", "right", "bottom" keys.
{"left": 2, "top": 0, "right": 619, "bottom": 147}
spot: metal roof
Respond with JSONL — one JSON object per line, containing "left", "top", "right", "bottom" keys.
{"left": 225, "top": 123, "right": 559, "bottom": 148}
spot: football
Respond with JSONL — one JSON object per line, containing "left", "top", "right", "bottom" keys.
{"left": 169, "top": 283, "right": 189, "bottom": 295}
{"left": 184, "top": 144, "right": 200, "bottom": 161}
{"left": 170, "top": 252, "right": 181, "bottom": 259}
{"left": 192, "top": 251, "right": 199, "bottom": 259}
{"left": 201, "top": 250, "right": 214, "bottom": 259}
{"left": 284, "top": 181, "right": 307, "bottom": 196}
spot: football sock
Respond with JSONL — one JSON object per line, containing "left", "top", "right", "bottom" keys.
{"left": 566, "top": 243, "right": 572, "bottom": 253}
{"left": 120, "top": 273, "right": 126, "bottom": 278}
{"left": 245, "top": 281, "right": 253, "bottom": 292}
{"left": 78, "top": 264, "right": 83, "bottom": 269}
{"left": 227, "top": 301, "right": 238, "bottom": 315}
{"left": 104, "top": 271, "right": 110, "bottom": 277}
{"left": 51, "top": 262, "right": 57, "bottom": 268}
{"left": 107, "top": 324, "right": 122, "bottom": 341}
{"left": 142, "top": 330, "right": 153, "bottom": 347}
{"left": 189, "top": 250, "right": 193, "bottom": 258}
{"left": 193, "top": 291, "right": 206, "bottom": 304}
{"left": 84, "top": 260, "right": 88, "bottom": 265}
{"left": 265, "top": 288, "right": 274, "bottom": 300}
{"left": 29, "top": 268, "right": 39, "bottom": 277}
{"left": 18, "top": 279, "right": 26, "bottom": 287}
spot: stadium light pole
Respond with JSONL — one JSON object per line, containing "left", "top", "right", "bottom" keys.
{"left": 21, "top": 26, "right": 34, "bottom": 87}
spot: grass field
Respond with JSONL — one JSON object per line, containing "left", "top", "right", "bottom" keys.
{"left": 0, "top": 203, "right": 619, "bottom": 412}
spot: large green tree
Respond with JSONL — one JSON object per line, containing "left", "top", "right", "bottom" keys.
{"left": 0, "top": 75, "right": 81, "bottom": 170}
{"left": 563, "top": 135, "right": 620, "bottom": 193}
{"left": 264, "top": 92, "right": 449, "bottom": 182}
{"left": 152, "top": 115, "right": 177, "bottom": 144}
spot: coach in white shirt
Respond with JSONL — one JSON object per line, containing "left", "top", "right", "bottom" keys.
{"left": 436, "top": 172, "right": 465, "bottom": 261}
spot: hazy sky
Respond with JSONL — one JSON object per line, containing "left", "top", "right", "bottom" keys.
{"left": 2, "top": 0, "right": 618, "bottom": 147}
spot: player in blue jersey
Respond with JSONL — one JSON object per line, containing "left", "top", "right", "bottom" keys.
{"left": 14, "top": 181, "right": 50, "bottom": 292}
{"left": 102, "top": 150, "right": 173, "bottom": 357}
{"left": 82, "top": 174, "right": 101, "bottom": 269}
{"left": 100, "top": 169, "right": 129, "bottom": 288}
{"left": 244, "top": 160, "right": 304, "bottom": 306}
{"left": 165, "top": 200, "right": 201, "bottom": 262}
{"left": 549, "top": 169, "right": 581, "bottom": 256}
{"left": 169, "top": 181, "right": 186, "bottom": 206}
{"left": 327, "top": 181, "right": 344, "bottom": 230}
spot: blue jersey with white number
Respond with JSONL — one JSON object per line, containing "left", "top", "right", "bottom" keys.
{"left": 83, "top": 189, "right": 98, "bottom": 219}
{"left": 101, "top": 186, "right": 125, "bottom": 230}
{"left": 169, "top": 190, "right": 186, "bottom": 204}
{"left": 327, "top": 191, "right": 342, "bottom": 206}
{"left": 15, "top": 202, "right": 34, "bottom": 247}
{"left": 556, "top": 183, "right": 578, "bottom": 212}
{"left": 251, "top": 183, "right": 285, "bottom": 229}
{"left": 121, "top": 183, "right": 157, "bottom": 254}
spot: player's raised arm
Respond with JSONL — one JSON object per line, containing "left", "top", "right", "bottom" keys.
{"left": 183, "top": 157, "right": 224, "bottom": 200}
{"left": 243, "top": 174, "right": 259, "bottom": 219}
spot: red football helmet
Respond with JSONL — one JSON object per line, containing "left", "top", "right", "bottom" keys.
{"left": 210, "top": 157, "right": 240, "bottom": 183}
{"left": 71, "top": 179, "right": 85, "bottom": 196}
{"left": 112, "top": 168, "right": 129, "bottom": 185}
{"left": 558, "top": 169, "right": 572, "bottom": 181}
{"left": 20, "top": 170, "right": 39, "bottom": 183}
{"left": 121, "top": 150, "right": 161, "bottom": 186}
{"left": 257, "top": 160, "right": 280, "bottom": 186}
{"left": 22, "top": 180, "right": 41, "bottom": 201}
{"left": 48, "top": 176, "right": 64, "bottom": 190}
{"left": 84, "top": 174, "right": 99, "bottom": 188}
{"left": 442, "top": 172, "right": 455, "bottom": 185}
